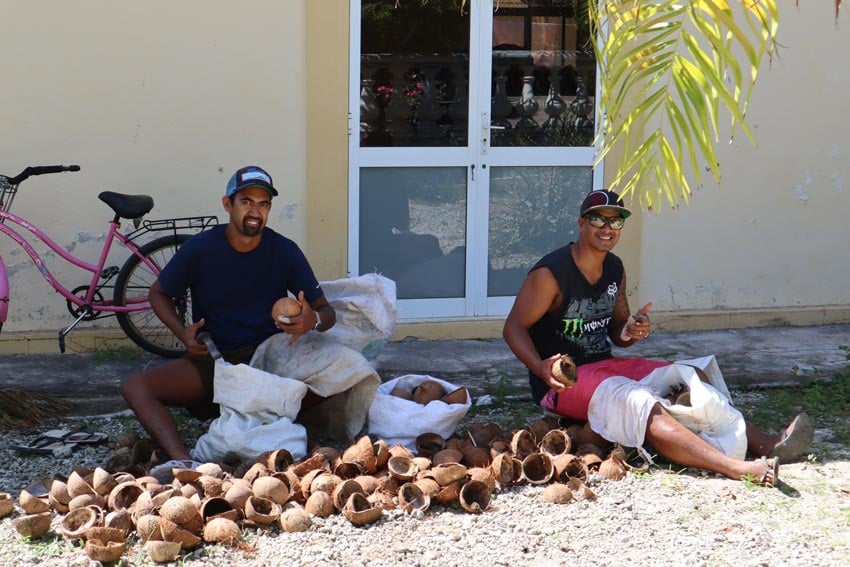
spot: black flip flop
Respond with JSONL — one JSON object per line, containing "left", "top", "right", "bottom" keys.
{"left": 9, "top": 429, "right": 107, "bottom": 455}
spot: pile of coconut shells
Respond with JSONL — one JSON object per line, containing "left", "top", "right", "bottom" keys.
{"left": 0, "top": 417, "right": 633, "bottom": 563}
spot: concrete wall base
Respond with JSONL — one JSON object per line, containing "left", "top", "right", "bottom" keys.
{"left": 2, "top": 305, "right": 849, "bottom": 354}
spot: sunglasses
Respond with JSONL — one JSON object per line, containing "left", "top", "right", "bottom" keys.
{"left": 584, "top": 214, "right": 625, "bottom": 230}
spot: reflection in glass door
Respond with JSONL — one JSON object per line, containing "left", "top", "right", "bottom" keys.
{"left": 351, "top": 1, "right": 600, "bottom": 319}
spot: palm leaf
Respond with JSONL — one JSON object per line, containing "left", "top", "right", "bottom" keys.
{"left": 591, "top": 0, "right": 779, "bottom": 209}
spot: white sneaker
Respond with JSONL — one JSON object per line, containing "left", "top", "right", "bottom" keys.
{"left": 149, "top": 459, "right": 203, "bottom": 483}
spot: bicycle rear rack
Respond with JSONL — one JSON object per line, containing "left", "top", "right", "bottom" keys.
{"left": 124, "top": 215, "right": 219, "bottom": 242}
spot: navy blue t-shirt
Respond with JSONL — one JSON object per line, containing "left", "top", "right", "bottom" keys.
{"left": 157, "top": 225, "right": 323, "bottom": 350}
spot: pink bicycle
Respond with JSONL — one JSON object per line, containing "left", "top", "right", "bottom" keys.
{"left": 0, "top": 165, "right": 217, "bottom": 357}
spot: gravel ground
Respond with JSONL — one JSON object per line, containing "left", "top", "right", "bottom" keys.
{"left": 1, "top": 411, "right": 849, "bottom": 567}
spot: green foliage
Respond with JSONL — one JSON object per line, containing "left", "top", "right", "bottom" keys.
{"left": 23, "top": 535, "right": 72, "bottom": 558}
{"left": 93, "top": 345, "right": 141, "bottom": 363}
{"left": 589, "top": 0, "right": 779, "bottom": 210}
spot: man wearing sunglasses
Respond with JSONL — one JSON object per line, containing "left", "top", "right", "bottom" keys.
{"left": 503, "top": 189, "right": 811, "bottom": 486}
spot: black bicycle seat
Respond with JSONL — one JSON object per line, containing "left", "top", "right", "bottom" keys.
{"left": 98, "top": 191, "right": 155, "bottom": 219}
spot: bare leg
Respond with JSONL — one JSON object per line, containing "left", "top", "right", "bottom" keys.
{"left": 689, "top": 366, "right": 794, "bottom": 459}
{"left": 644, "top": 403, "right": 777, "bottom": 483}
{"left": 121, "top": 359, "right": 205, "bottom": 461}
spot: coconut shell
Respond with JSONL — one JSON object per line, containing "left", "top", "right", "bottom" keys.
{"left": 367, "top": 491, "right": 396, "bottom": 511}
{"left": 252, "top": 475, "right": 290, "bottom": 504}
{"left": 0, "top": 493, "right": 13, "bottom": 518}
{"left": 397, "top": 482, "right": 430, "bottom": 513}
{"left": 272, "top": 297, "right": 302, "bottom": 322}
{"left": 429, "top": 463, "right": 467, "bottom": 487}
{"left": 280, "top": 508, "right": 312, "bottom": 533}
{"left": 461, "top": 446, "right": 491, "bottom": 468}
{"left": 91, "top": 467, "right": 118, "bottom": 496}
{"left": 467, "top": 467, "right": 497, "bottom": 492}
{"left": 388, "top": 443, "right": 415, "bottom": 459}
{"left": 12, "top": 512, "right": 52, "bottom": 538}
{"left": 19, "top": 489, "right": 51, "bottom": 514}
{"left": 67, "top": 471, "right": 96, "bottom": 499}
{"left": 551, "top": 354, "right": 577, "bottom": 387}
{"left": 203, "top": 517, "right": 242, "bottom": 545}
{"left": 244, "top": 496, "right": 281, "bottom": 526}
{"left": 440, "top": 387, "right": 469, "bottom": 405}
{"left": 342, "top": 492, "right": 382, "bottom": 526}
{"left": 311, "top": 473, "right": 342, "bottom": 497}
{"left": 159, "top": 496, "right": 199, "bottom": 526}
{"left": 541, "top": 483, "right": 574, "bottom": 504}
{"left": 598, "top": 454, "right": 628, "bottom": 481}
{"left": 539, "top": 429, "right": 571, "bottom": 456}
{"left": 60, "top": 507, "right": 99, "bottom": 539}
{"left": 107, "top": 480, "right": 144, "bottom": 511}
{"left": 104, "top": 509, "right": 134, "bottom": 535}
{"left": 522, "top": 453, "right": 555, "bottom": 484}
{"left": 414, "top": 478, "right": 441, "bottom": 497}
{"left": 459, "top": 480, "right": 491, "bottom": 514}
{"left": 332, "top": 479, "right": 366, "bottom": 512}
{"left": 567, "top": 477, "right": 596, "bottom": 500}
{"left": 353, "top": 475, "right": 380, "bottom": 495}
{"left": 145, "top": 540, "right": 181, "bottom": 563}
{"left": 387, "top": 455, "right": 418, "bottom": 482}
{"left": 159, "top": 517, "right": 202, "bottom": 550}
{"left": 466, "top": 423, "right": 503, "bottom": 447}
{"left": 434, "top": 479, "right": 463, "bottom": 504}
{"left": 290, "top": 453, "right": 327, "bottom": 478}
{"left": 333, "top": 461, "right": 363, "bottom": 480}
{"left": 68, "top": 492, "right": 106, "bottom": 512}
{"left": 200, "top": 497, "right": 239, "bottom": 523}
{"left": 412, "top": 380, "right": 445, "bottom": 405}
{"left": 84, "top": 539, "right": 124, "bottom": 563}
{"left": 304, "top": 491, "right": 335, "bottom": 517}
{"left": 136, "top": 514, "right": 163, "bottom": 542}
{"left": 510, "top": 429, "right": 537, "bottom": 461}
{"left": 49, "top": 479, "right": 71, "bottom": 507}
{"left": 529, "top": 418, "right": 554, "bottom": 443}
{"left": 432, "top": 448, "right": 464, "bottom": 465}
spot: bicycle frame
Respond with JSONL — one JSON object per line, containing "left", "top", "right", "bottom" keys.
{"left": 0, "top": 209, "right": 162, "bottom": 324}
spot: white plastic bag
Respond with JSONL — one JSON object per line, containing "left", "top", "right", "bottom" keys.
{"left": 367, "top": 374, "right": 471, "bottom": 452}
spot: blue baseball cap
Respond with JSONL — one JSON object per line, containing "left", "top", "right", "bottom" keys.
{"left": 225, "top": 165, "right": 279, "bottom": 199}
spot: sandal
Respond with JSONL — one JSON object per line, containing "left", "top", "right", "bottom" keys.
{"left": 768, "top": 413, "right": 814, "bottom": 463}
{"left": 9, "top": 429, "right": 107, "bottom": 455}
{"left": 760, "top": 456, "right": 780, "bottom": 487}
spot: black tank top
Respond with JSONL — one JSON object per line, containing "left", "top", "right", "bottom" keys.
{"left": 526, "top": 244, "right": 624, "bottom": 402}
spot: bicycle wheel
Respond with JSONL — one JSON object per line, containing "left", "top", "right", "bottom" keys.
{"left": 114, "top": 234, "right": 191, "bottom": 358}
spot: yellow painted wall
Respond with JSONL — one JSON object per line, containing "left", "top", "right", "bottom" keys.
{"left": 0, "top": 1, "right": 308, "bottom": 342}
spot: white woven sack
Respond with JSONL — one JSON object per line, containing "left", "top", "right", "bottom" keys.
{"left": 367, "top": 374, "right": 471, "bottom": 452}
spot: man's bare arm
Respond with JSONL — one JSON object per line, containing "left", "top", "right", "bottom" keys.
{"left": 148, "top": 280, "right": 206, "bottom": 355}
{"left": 503, "top": 267, "right": 567, "bottom": 392}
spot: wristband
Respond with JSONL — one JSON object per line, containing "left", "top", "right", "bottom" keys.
{"left": 313, "top": 310, "right": 323, "bottom": 332}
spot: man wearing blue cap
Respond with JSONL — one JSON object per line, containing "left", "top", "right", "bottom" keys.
{"left": 121, "top": 165, "right": 336, "bottom": 470}
{"left": 504, "top": 189, "right": 812, "bottom": 486}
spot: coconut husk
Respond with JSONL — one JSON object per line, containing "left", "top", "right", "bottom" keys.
{"left": 107, "top": 480, "right": 143, "bottom": 511}
{"left": 566, "top": 477, "right": 596, "bottom": 500}
{"left": 491, "top": 452, "right": 515, "bottom": 485}
{"left": 334, "top": 461, "right": 363, "bottom": 480}
{"left": 0, "top": 493, "right": 14, "bottom": 518}
{"left": 84, "top": 538, "right": 124, "bottom": 563}
{"left": 310, "top": 473, "right": 342, "bottom": 498}
{"left": 332, "top": 479, "right": 366, "bottom": 512}
{"left": 252, "top": 475, "right": 290, "bottom": 504}
{"left": 159, "top": 496, "right": 199, "bottom": 526}
{"left": 289, "top": 453, "right": 326, "bottom": 478}
{"left": 529, "top": 418, "right": 554, "bottom": 443}
{"left": 243, "top": 496, "right": 281, "bottom": 526}
{"left": 541, "top": 483, "right": 574, "bottom": 504}
{"left": 539, "top": 429, "right": 571, "bottom": 456}
{"left": 552, "top": 454, "right": 588, "bottom": 483}
{"left": 280, "top": 508, "right": 312, "bottom": 533}
{"left": 522, "top": 453, "right": 555, "bottom": 484}
{"left": 440, "top": 387, "right": 469, "bottom": 405}
{"left": 19, "top": 489, "right": 50, "bottom": 514}
{"left": 413, "top": 380, "right": 445, "bottom": 405}
{"left": 353, "top": 475, "right": 380, "bottom": 495}
{"left": 428, "top": 463, "right": 467, "bottom": 486}
{"left": 60, "top": 507, "right": 99, "bottom": 539}
{"left": 104, "top": 509, "right": 133, "bottom": 535}
{"left": 466, "top": 423, "right": 502, "bottom": 447}
{"left": 458, "top": 480, "right": 491, "bottom": 514}
{"left": 598, "top": 453, "right": 628, "bottom": 481}
{"left": 136, "top": 514, "right": 164, "bottom": 542}
{"left": 367, "top": 491, "right": 396, "bottom": 511}
{"left": 397, "top": 482, "right": 430, "bottom": 513}
{"left": 467, "top": 467, "right": 497, "bottom": 492}
{"left": 387, "top": 455, "right": 418, "bottom": 482}
{"left": 68, "top": 492, "right": 106, "bottom": 512}
{"left": 510, "top": 429, "right": 537, "bottom": 461}
{"left": 12, "top": 512, "right": 52, "bottom": 538}
{"left": 200, "top": 497, "right": 239, "bottom": 523}
{"left": 304, "top": 491, "right": 335, "bottom": 517}
{"left": 434, "top": 479, "right": 463, "bottom": 504}
{"left": 372, "top": 439, "right": 391, "bottom": 469}
{"left": 415, "top": 432, "right": 446, "bottom": 457}
{"left": 461, "top": 445, "right": 491, "bottom": 468}
{"left": 431, "top": 448, "right": 463, "bottom": 465}
{"left": 145, "top": 540, "right": 181, "bottom": 563}
{"left": 388, "top": 443, "right": 415, "bottom": 459}
{"left": 203, "top": 517, "right": 242, "bottom": 545}
{"left": 342, "top": 492, "right": 382, "bottom": 526}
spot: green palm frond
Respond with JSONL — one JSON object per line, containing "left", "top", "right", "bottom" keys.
{"left": 591, "top": 0, "right": 779, "bottom": 211}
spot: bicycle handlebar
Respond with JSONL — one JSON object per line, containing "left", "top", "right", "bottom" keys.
{"left": 7, "top": 164, "right": 80, "bottom": 185}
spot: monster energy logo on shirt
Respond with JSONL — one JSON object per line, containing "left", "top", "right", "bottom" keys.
{"left": 561, "top": 316, "right": 612, "bottom": 339}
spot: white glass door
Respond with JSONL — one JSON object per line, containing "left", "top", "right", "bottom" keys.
{"left": 350, "top": 0, "right": 601, "bottom": 320}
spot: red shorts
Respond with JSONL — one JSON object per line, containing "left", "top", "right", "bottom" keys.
{"left": 540, "top": 357, "right": 671, "bottom": 422}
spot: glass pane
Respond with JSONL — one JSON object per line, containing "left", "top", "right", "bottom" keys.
{"left": 360, "top": 0, "right": 470, "bottom": 147}
{"left": 360, "top": 167, "right": 467, "bottom": 299}
{"left": 491, "top": 0, "right": 596, "bottom": 147}
{"left": 488, "top": 166, "right": 593, "bottom": 296}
